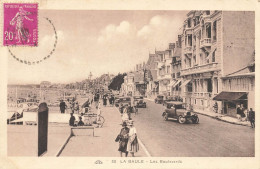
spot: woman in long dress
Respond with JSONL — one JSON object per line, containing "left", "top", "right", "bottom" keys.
{"left": 117, "top": 121, "right": 129, "bottom": 157}
{"left": 127, "top": 120, "right": 139, "bottom": 157}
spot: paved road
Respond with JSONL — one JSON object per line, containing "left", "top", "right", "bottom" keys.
{"left": 131, "top": 99, "right": 255, "bottom": 157}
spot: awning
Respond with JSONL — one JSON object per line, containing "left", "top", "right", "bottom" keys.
{"left": 213, "top": 92, "right": 248, "bottom": 101}
{"left": 180, "top": 80, "right": 191, "bottom": 88}
{"left": 168, "top": 80, "right": 177, "bottom": 87}
{"left": 168, "top": 80, "right": 181, "bottom": 88}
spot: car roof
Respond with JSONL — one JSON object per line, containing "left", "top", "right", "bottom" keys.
{"left": 166, "top": 101, "right": 184, "bottom": 105}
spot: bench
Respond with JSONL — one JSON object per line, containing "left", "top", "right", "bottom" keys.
{"left": 71, "top": 126, "right": 95, "bottom": 136}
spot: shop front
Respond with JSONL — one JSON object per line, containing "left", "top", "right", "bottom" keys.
{"left": 213, "top": 91, "right": 248, "bottom": 117}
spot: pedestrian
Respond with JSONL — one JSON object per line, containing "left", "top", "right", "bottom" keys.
{"left": 59, "top": 100, "right": 67, "bottom": 114}
{"left": 122, "top": 106, "right": 129, "bottom": 123}
{"left": 236, "top": 105, "right": 241, "bottom": 121}
{"left": 69, "top": 113, "right": 76, "bottom": 126}
{"left": 78, "top": 116, "right": 84, "bottom": 126}
{"left": 127, "top": 120, "right": 139, "bottom": 157}
{"left": 103, "top": 95, "right": 107, "bottom": 106}
{"left": 116, "top": 121, "right": 129, "bottom": 157}
{"left": 248, "top": 108, "right": 255, "bottom": 128}
{"left": 74, "top": 102, "right": 79, "bottom": 114}
{"left": 96, "top": 104, "right": 102, "bottom": 127}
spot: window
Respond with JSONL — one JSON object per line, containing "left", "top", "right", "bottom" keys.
{"left": 187, "top": 82, "right": 193, "bottom": 92}
{"left": 212, "top": 50, "right": 216, "bottom": 62}
{"left": 213, "top": 21, "right": 217, "bottom": 41}
{"left": 167, "top": 66, "right": 170, "bottom": 74}
{"left": 193, "top": 55, "right": 196, "bottom": 66}
{"left": 187, "top": 18, "right": 191, "bottom": 28}
{"left": 206, "top": 79, "right": 212, "bottom": 92}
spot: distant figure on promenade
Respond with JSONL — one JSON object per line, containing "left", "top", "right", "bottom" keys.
{"left": 78, "top": 116, "right": 84, "bottom": 126}
{"left": 236, "top": 105, "right": 241, "bottom": 120}
{"left": 74, "top": 102, "right": 79, "bottom": 114}
{"left": 103, "top": 95, "right": 107, "bottom": 106}
{"left": 127, "top": 120, "right": 139, "bottom": 157}
{"left": 122, "top": 105, "right": 130, "bottom": 122}
{"left": 59, "top": 100, "right": 67, "bottom": 114}
{"left": 69, "top": 113, "right": 75, "bottom": 126}
{"left": 248, "top": 108, "right": 255, "bottom": 128}
{"left": 116, "top": 121, "right": 129, "bottom": 157}
{"left": 96, "top": 102, "right": 102, "bottom": 127}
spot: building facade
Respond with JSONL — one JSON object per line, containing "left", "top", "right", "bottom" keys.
{"left": 179, "top": 11, "right": 255, "bottom": 115}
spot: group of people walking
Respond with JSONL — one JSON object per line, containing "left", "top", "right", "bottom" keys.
{"left": 59, "top": 98, "right": 80, "bottom": 114}
{"left": 236, "top": 104, "right": 255, "bottom": 128}
{"left": 116, "top": 120, "right": 139, "bottom": 157}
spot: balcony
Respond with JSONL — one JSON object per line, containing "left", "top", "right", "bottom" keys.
{"left": 184, "top": 46, "right": 192, "bottom": 54}
{"left": 184, "top": 92, "right": 212, "bottom": 98}
{"left": 200, "top": 38, "right": 211, "bottom": 48}
{"left": 181, "top": 62, "right": 219, "bottom": 76}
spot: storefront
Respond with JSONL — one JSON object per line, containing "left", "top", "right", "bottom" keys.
{"left": 213, "top": 91, "right": 248, "bottom": 117}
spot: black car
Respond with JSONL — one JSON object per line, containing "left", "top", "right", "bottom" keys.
{"left": 162, "top": 101, "right": 199, "bottom": 124}
{"left": 163, "top": 96, "right": 177, "bottom": 106}
{"left": 133, "top": 96, "right": 146, "bottom": 108}
{"left": 155, "top": 95, "right": 164, "bottom": 104}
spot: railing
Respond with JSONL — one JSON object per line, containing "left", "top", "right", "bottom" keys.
{"left": 200, "top": 38, "right": 211, "bottom": 47}
{"left": 181, "top": 62, "right": 218, "bottom": 76}
{"left": 184, "top": 46, "right": 192, "bottom": 54}
{"left": 184, "top": 92, "right": 212, "bottom": 98}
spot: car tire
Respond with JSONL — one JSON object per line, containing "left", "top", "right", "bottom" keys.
{"left": 178, "top": 116, "right": 186, "bottom": 124}
{"left": 163, "top": 113, "right": 168, "bottom": 121}
{"left": 192, "top": 117, "right": 199, "bottom": 124}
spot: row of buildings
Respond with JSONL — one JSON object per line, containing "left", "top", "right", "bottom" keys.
{"left": 121, "top": 10, "right": 255, "bottom": 117}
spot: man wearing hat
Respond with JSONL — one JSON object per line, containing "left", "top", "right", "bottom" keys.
{"left": 116, "top": 121, "right": 129, "bottom": 157}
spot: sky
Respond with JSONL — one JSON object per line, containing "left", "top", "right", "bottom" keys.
{"left": 8, "top": 10, "right": 187, "bottom": 84}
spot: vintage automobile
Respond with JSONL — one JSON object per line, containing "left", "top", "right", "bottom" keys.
{"left": 115, "top": 96, "right": 124, "bottom": 107}
{"left": 162, "top": 101, "right": 199, "bottom": 124}
{"left": 155, "top": 95, "right": 164, "bottom": 104}
{"left": 162, "top": 96, "right": 177, "bottom": 106}
{"left": 133, "top": 96, "right": 146, "bottom": 108}
{"left": 119, "top": 97, "right": 135, "bottom": 113}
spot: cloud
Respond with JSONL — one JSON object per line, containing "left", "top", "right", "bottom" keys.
{"left": 98, "top": 21, "right": 132, "bottom": 43}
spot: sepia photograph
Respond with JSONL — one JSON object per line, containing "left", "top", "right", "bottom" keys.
{"left": 0, "top": 0, "right": 259, "bottom": 169}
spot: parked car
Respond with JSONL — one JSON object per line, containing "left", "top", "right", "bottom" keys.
{"left": 155, "top": 95, "right": 164, "bottom": 104}
{"left": 115, "top": 96, "right": 124, "bottom": 107}
{"left": 162, "top": 101, "right": 199, "bottom": 124}
{"left": 163, "top": 96, "right": 176, "bottom": 106}
{"left": 133, "top": 96, "right": 146, "bottom": 108}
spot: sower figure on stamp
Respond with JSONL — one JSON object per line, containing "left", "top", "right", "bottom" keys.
{"left": 10, "top": 7, "right": 34, "bottom": 43}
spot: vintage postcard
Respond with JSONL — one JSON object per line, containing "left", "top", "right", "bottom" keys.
{"left": 0, "top": 0, "right": 259, "bottom": 169}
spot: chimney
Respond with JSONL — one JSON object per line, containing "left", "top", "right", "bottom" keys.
{"left": 178, "top": 35, "right": 182, "bottom": 48}
{"left": 169, "top": 43, "right": 175, "bottom": 50}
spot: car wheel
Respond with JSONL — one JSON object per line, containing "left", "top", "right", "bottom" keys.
{"left": 178, "top": 116, "right": 186, "bottom": 124}
{"left": 163, "top": 113, "right": 168, "bottom": 121}
{"left": 192, "top": 117, "right": 199, "bottom": 124}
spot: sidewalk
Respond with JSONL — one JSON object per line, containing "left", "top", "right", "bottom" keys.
{"left": 60, "top": 105, "right": 147, "bottom": 157}
{"left": 144, "top": 98, "right": 251, "bottom": 127}
{"left": 194, "top": 109, "right": 251, "bottom": 127}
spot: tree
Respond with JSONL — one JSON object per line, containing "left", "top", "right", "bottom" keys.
{"left": 108, "top": 73, "right": 126, "bottom": 91}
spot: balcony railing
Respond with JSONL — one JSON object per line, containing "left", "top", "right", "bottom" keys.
{"left": 184, "top": 46, "right": 192, "bottom": 54}
{"left": 181, "top": 62, "right": 219, "bottom": 76}
{"left": 184, "top": 92, "right": 212, "bottom": 98}
{"left": 200, "top": 38, "right": 211, "bottom": 48}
